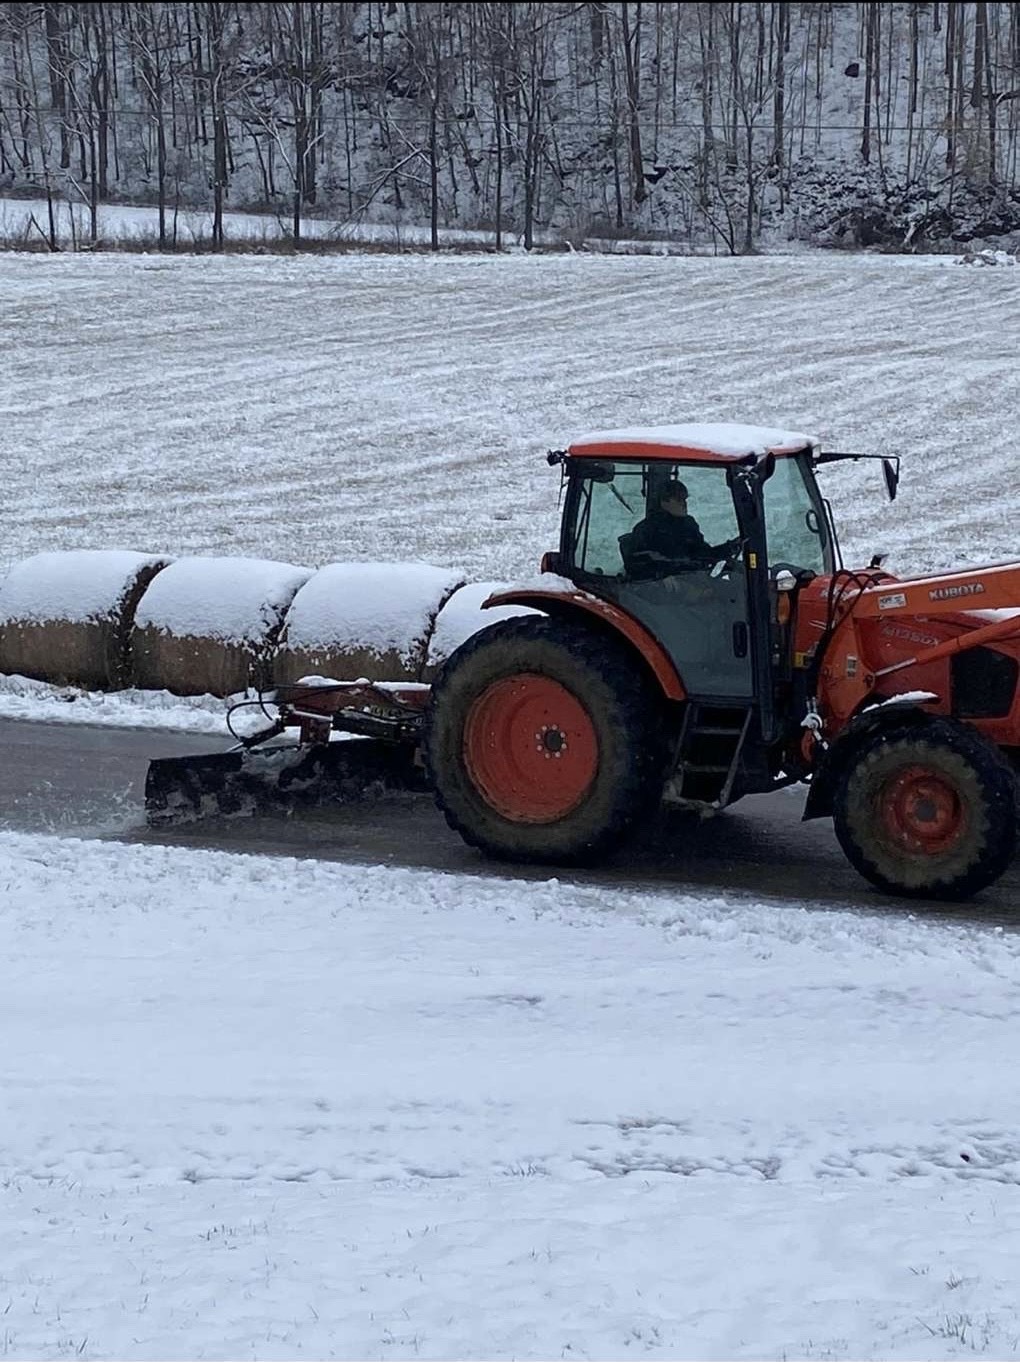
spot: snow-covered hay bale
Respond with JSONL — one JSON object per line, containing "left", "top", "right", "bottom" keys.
{"left": 0, "top": 550, "right": 170, "bottom": 689}
{"left": 423, "top": 581, "right": 542, "bottom": 680}
{"left": 132, "top": 557, "right": 313, "bottom": 697}
{"left": 274, "top": 562, "right": 465, "bottom": 685}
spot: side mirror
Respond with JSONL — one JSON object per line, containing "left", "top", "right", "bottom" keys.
{"left": 882, "top": 458, "right": 899, "bottom": 501}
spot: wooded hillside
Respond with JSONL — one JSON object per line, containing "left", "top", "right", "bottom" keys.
{"left": 2, "top": 2, "right": 1019, "bottom": 251}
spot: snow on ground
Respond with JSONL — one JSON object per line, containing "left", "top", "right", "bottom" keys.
{"left": 0, "top": 195, "right": 559, "bottom": 251}
{"left": 4, "top": 830, "right": 1020, "bottom": 1360}
{"left": 0, "top": 673, "right": 239, "bottom": 734}
{"left": 4, "top": 248, "right": 1020, "bottom": 1357}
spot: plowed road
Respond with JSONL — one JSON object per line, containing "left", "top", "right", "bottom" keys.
{"left": 3, "top": 717, "right": 1019, "bottom": 923}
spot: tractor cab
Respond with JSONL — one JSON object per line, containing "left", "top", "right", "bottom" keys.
{"left": 553, "top": 424, "right": 836, "bottom": 741}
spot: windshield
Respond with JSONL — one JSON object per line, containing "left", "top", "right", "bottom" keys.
{"left": 566, "top": 461, "right": 740, "bottom": 580}
{"left": 762, "top": 456, "right": 829, "bottom": 575}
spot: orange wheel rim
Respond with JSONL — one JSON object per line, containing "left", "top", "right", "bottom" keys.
{"left": 878, "top": 764, "right": 966, "bottom": 854}
{"left": 463, "top": 674, "right": 599, "bottom": 823}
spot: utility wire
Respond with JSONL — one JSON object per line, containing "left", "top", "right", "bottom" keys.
{"left": 2, "top": 102, "right": 1019, "bottom": 138}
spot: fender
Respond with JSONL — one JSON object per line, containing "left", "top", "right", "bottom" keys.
{"left": 483, "top": 587, "right": 687, "bottom": 702}
{"left": 802, "top": 699, "right": 939, "bottom": 821}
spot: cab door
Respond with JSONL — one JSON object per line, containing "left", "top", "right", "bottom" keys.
{"left": 612, "top": 569, "right": 753, "bottom": 700}
{"left": 566, "top": 461, "right": 756, "bottom": 701}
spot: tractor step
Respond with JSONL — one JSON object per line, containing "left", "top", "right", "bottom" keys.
{"left": 690, "top": 725, "right": 748, "bottom": 737}
{"left": 667, "top": 702, "right": 755, "bottom": 807}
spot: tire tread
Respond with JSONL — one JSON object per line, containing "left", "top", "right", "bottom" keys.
{"left": 833, "top": 716, "right": 1017, "bottom": 900}
{"left": 425, "top": 615, "right": 664, "bottom": 864}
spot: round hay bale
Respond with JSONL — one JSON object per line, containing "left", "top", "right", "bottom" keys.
{"left": 423, "top": 582, "right": 542, "bottom": 680}
{"left": 132, "top": 556, "right": 313, "bottom": 697}
{"left": 0, "top": 550, "right": 171, "bottom": 689}
{"left": 274, "top": 562, "right": 465, "bottom": 686}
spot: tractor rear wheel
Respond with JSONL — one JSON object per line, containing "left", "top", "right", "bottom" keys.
{"left": 425, "top": 615, "right": 666, "bottom": 864}
{"left": 832, "top": 717, "right": 1017, "bottom": 900}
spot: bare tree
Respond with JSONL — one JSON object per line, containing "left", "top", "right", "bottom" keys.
{"left": 480, "top": 1, "right": 514, "bottom": 249}
{"left": 1, "top": 1, "right": 1020, "bottom": 255}
{"left": 401, "top": 1, "right": 446, "bottom": 250}
{"left": 252, "top": 1, "right": 332, "bottom": 242}
{"left": 129, "top": 1, "right": 177, "bottom": 245}
{"left": 619, "top": 1, "right": 645, "bottom": 205}
{"left": 502, "top": 2, "right": 561, "bottom": 250}
{"left": 861, "top": 0, "right": 879, "bottom": 165}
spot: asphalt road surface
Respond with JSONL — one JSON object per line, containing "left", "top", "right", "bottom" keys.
{"left": 2, "top": 716, "right": 1019, "bottom": 925}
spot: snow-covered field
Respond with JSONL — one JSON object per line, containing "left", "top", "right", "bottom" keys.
{"left": 3, "top": 248, "right": 1020, "bottom": 1358}
{"left": 2, "top": 248, "right": 1019, "bottom": 592}
{"left": 5, "top": 833, "right": 1020, "bottom": 1360}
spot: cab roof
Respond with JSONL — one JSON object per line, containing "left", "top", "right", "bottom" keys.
{"left": 567, "top": 422, "right": 821, "bottom": 464}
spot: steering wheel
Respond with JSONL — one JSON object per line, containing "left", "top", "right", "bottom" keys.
{"left": 709, "top": 542, "right": 744, "bottom": 579}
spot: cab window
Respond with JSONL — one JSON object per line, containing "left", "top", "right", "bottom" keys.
{"left": 567, "top": 461, "right": 739, "bottom": 579}
{"left": 763, "top": 457, "right": 827, "bottom": 575}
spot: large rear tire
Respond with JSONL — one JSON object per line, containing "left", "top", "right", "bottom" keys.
{"left": 425, "top": 616, "right": 666, "bottom": 864}
{"left": 832, "top": 717, "right": 1017, "bottom": 900}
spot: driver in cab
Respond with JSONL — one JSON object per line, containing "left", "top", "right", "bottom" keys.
{"left": 627, "top": 480, "right": 739, "bottom": 577}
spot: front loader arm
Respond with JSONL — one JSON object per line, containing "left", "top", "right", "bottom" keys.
{"left": 857, "top": 561, "right": 1020, "bottom": 679}
{"left": 857, "top": 561, "right": 1020, "bottom": 620}
{"left": 817, "top": 560, "right": 1020, "bottom": 728}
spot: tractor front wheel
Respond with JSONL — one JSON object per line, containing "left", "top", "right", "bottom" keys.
{"left": 833, "top": 718, "right": 1017, "bottom": 900}
{"left": 425, "top": 616, "right": 665, "bottom": 864}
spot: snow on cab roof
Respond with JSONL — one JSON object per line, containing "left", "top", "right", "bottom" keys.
{"left": 568, "top": 422, "right": 821, "bottom": 462}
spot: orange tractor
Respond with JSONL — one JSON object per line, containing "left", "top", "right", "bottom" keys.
{"left": 147, "top": 423, "right": 1020, "bottom": 901}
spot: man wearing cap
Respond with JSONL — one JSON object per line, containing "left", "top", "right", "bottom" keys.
{"left": 626, "top": 480, "right": 739, "bottom": 577}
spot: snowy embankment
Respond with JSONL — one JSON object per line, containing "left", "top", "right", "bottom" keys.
{"left": 4, "top": 830, "right": 1020, "bottom": 1359}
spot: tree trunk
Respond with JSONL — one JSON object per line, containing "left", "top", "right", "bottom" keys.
{"left": 744, "top": 117, "right": 755, "bottom": 253}
{"left": 494, "top": 97, "right": 503, "bottom": 250}
{"left": 523, "top": 78, "right": 540, "bottom": 249}
{"left": 206, "top": 3, "right": 227, "bottom": 249}
{"left": 906, "top": 1, "right": 919, "bottom": 178}
{"left": 861, "top": 1, "right": 877, "bottom": 164}
{"left": 971, "top": 0, "right": 986, "bottom": 110}
{"left": 94, "top": 3, "right": 110, "bottom": 199}
{"left": 44, "top": 2, "right": 71, "bottom": 169}
{"left": 980, "top": 0, "right": 996, "bottom": 182}
{"left": 945, "top": 1, "right": 957, "bottom": 168}
{"left": 772, "top": 0, "right": 788, "bottom": 169}
{"left": 429, "top": 91, "right": 439, "bottom": 250}
{"left": 620, "top": 1, "right": 645, "bottom": 205}
{"left": 607, "top": 18, "right": 626, "bottom": 228}
{"left": 697, "top": 3, "right": 715, "bottom": 209}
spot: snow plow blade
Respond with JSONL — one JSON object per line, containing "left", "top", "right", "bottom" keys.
{"left": 145, "top": 738, "right": 428, "bottom": 826}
